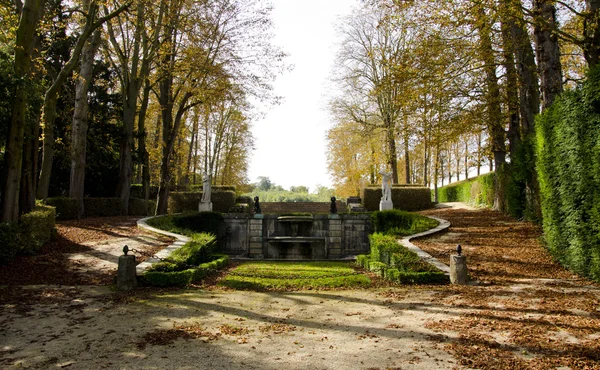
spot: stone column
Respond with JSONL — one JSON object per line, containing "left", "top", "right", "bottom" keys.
{"left": 328, "top": 215, "right": 342, "bottom": 258}
{"left": 450, "top": 255, "right": 468, "bottom": 285}
{"left": 117, "top": 255, "right": 137, "bottom": 291}
{"left": 249, "top": 215, "right": 264, "bottom": 258}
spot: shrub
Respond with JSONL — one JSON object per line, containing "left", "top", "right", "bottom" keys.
{"left": 168, "top": 191, "right": 236, "bottom": 213}
{"left": 146, "top": 211, "right": 223, "bottom": 237}
{"left": 0, "top": 222, "right": 19, "bottom": 265}
{"left": 19, "top": 205, "right": 56, "bottom": 254}
{"left": 46, "top": 197, "right": 78, "bottom": 220}
{"left": 368, "top": 261, "right": 387, "bottom": 276}
{"left": 536, "top": 66, "right": 600, "bottom": 281}
{"left": 84, "top": 198, "right": 124, "bottom": 217}
{"left": 437, "top": 173, "right": 495, "bottom": 207}
{"left": 385, "top": 269, "right": 448, "bottom": 284}
{"left": 128, "top": 198, "right": 156, "bottom": 216}
{"left": 368, "top": 233, "right": 402, "bottom": 264}
{"left": 361, "top": 186, "right": 432, "bottom": 212}
{"left": 168, "top": 233, "right": 216, "bottom": 266}
{"left": 371, "top": 209, "right": 438, "bottom": 236}
{"left": 140, "top": 255, "right": 229, "bottom": 287}
{"left": 356, "top": 254, "right": 371, "bottom": 269}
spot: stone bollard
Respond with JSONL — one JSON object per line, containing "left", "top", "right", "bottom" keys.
{"left": 450, "top": 252, "right": 468, "bottom": 285}
{"left": 117, "top": 247, "right": 137, "bottom": 291}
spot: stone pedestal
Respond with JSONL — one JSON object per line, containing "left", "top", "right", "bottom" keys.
{"left": 379, "top": 200, "right": 393, "bottom": 211}
{"left": 328, "top": 215, "right": 342, "bottom": 258}
{"left": 249, "top": 215, "right": 264, "bottom": 258}
{"left": 450, "top": 255, "right": 468, "bottom": 285}
{"left": 198, "top": 202, "right": 213, "bottom": 212}
{"left": 117, "top": 255, "right": 137, "bottom": 291}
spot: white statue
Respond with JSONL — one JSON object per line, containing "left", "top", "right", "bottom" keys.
{"left": 201, "top": 172, "right": 212, "bottom": 203}
{"left": 380, "top": 170, "right": 392, "bottom": 202}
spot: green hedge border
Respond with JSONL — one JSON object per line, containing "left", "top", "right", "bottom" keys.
{"left": 361, "top": 186, "right": 432, "bottom": 211}
{"left": 139, "top": 255, "right": 230, "bottom": 287}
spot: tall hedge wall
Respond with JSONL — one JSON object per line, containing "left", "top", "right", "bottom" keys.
{"left": 168, "top": 191, "right": 237, "bottom": 213}
{"left": 536, "top": 67, "right": 600, "bottom": 281}
{"left": 361, "top": 186, "right": 432, "bottom": 211}
{"left": 436, "top": 173, "right": 495, "bottom": 207}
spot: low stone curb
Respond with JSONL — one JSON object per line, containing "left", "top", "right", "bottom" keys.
{"left": 136, "top": 216, "right": 190, "bottom": 274}
{"left": 399, "top": 216, "right": 451, "bottom": 275}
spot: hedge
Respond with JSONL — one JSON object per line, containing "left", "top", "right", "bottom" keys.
{"left": 436, "top": 172, "right": 495, "bottom": 207}
{"left": 358, "top": 232, "right": 448, "bottom": 284}
{"left": 361, "top": 186, "right": 432, "bottom": 211}
{"left": 146, "top": 211, "right": 223, "bottom": 237}
{"left": 140, "top": 255, "right": 230, "bottom": 287}
{"left": 371, "top": 209, "right": 438, "bottom": 236}
{"left": 168, "top": 191, "right": 236, "bottom": 213}
{"left": 369, "top": 233, "right": 402, "bottom": 265}
{"left": 0, "top": 205, "right": 56, "bottom": 265}
{"left": 47, "top": 197, "right": 155, "bottom": 219}
{"left": 18, "top": 205, "right": 56, "bottom": 254}
{"left": 536, "top": 66, "right": 600, "bottom": 282}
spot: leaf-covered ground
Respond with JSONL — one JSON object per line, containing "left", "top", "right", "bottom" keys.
{"left": 0, "top": 216, "right": 173, "bottom": 285}
{"left": 412, "top": 204, "right": 600, "bottom": 369}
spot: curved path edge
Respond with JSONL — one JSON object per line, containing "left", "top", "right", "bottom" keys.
{"left": 399, "top": 216, "right": 452, "bottom": 275}
{"left": 136, "top": 216, "right": 190, "bottom": 274}
{"left": 136, "top": 214, "right": 453, "bottom": 275}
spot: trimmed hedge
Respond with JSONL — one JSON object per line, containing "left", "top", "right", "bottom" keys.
{"left": 168, "top": 191, "right": 236, "bottom": 213}
{"left": 141, "top": 255, "right": 230, "bottom": 287}
{"left": 46, "top": 197, "right": 78, "bottom": 220}
{"left": 369, "top": 233, "right": 402, "bottom": 265}
{"left": 0, "top": 222, "right": 20, "bottom": 265}
{"left": 0, "top": 205, "right": 57, "bottom": 265}
{"left": 19, "top": 205, "right": 56, "bottom": 254}
{"left": 47, "top": 197, "right": 155, "bottom": 219}
{"left": 146, "top": 211, "right": 223, "bottom": 236}
{"left": 358, "top": 232, "right": 448, "bottom": 284}
{"left": 436, "top": 172, "right": 495, "bottom": 207}
{"left": 371, "top": 209, "right": 438, "bottom": 236}
{"left": 361, "top": 186, "right": 432, "bottom": 211}
{"left": 536, "top": 67, "right": 600, "bottom": 282}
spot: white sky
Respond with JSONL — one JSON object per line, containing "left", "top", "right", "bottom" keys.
{"left": 248, "top": 0, "right": 359, "bottom": 192}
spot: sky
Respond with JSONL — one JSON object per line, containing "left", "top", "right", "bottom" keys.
{"left": 248, "top": 0, "right": 359, "bottom": 192}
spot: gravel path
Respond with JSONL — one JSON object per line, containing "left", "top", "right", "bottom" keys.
{"left": 1, "top": 205, "right": 599, "bottom": 369}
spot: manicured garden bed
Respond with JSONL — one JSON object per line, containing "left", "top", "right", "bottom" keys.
{"left": 218, "top": 261, "right": 371, "bottom": 291}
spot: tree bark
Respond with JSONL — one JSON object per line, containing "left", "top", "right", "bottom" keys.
{"left": 474, "top": 3, "right": 507, "bottom": 210}
{"left": 1, "top": 0, "right": 44, "bottom": 222}
{"left": 69, "top": 27, "right": 101, "bottom": 218}
{"left": 584, "top": 0, "right": 600, "bottom": 67}
{"left": 533, "top": 0, "right": 563, "bottom": 110}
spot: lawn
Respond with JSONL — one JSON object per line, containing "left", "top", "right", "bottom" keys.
{"left": 218, "top": 261, "right": 372, "bottom": 291}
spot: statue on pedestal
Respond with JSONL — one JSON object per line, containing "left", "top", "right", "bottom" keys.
{"left": 379, "top": 170, "right": 393, "bottom": 210}
{"left": 199, "top": 172, "right": 213, "bottom": 211}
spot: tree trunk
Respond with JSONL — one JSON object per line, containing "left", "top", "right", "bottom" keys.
{"left": 138, "top": 79, "right": 151, "bottom": 201}
{"left": 69, "top": 28, "right": 101, "bottom": 218}
{"left": 37, "top": 0, "right": 129, "bottom": 200}
{"left": 533, "top": 0, "right": 563, "bottom": 110}
{"left": 584, "top": 0, "right": 600, "bottom": 67}
{"left": 1, "top": 0, "right": 44, "bottom": 222}
{"left": 507, "top": 0, "right": 539, "bottom": 135}
{"left": 475, "top": 3, "right": 506, "bottom": 210}
{"left": 403, "top": 133, "right": 410, "bottom": 184}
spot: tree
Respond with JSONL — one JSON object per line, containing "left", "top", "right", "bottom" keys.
{"left": 37, "top": 0, "right": 129, "bottom": 201}
{"left": 1, "top": 0, "right": 45, "bottom": 222}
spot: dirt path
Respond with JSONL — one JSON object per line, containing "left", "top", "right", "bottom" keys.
{"left": 0, "top": 217, "right": 173, "bottom": 285}
{"left": 1, "top": 206, "right": 600, "bottom": 369}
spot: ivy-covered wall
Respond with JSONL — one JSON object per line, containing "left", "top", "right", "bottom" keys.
{"left": 536, "top": 67, "right": 600, "bottom": 281}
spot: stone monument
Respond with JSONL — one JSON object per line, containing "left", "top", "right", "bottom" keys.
{"left": 379, "top": 170, "right": 393, "bottom": 211}
{"left": 198, "top": 172, "right": 213, "bottom": 211}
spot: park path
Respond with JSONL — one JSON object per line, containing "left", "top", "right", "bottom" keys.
{"left": 1, "top": 204, "right": 599, "bottom": 369}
